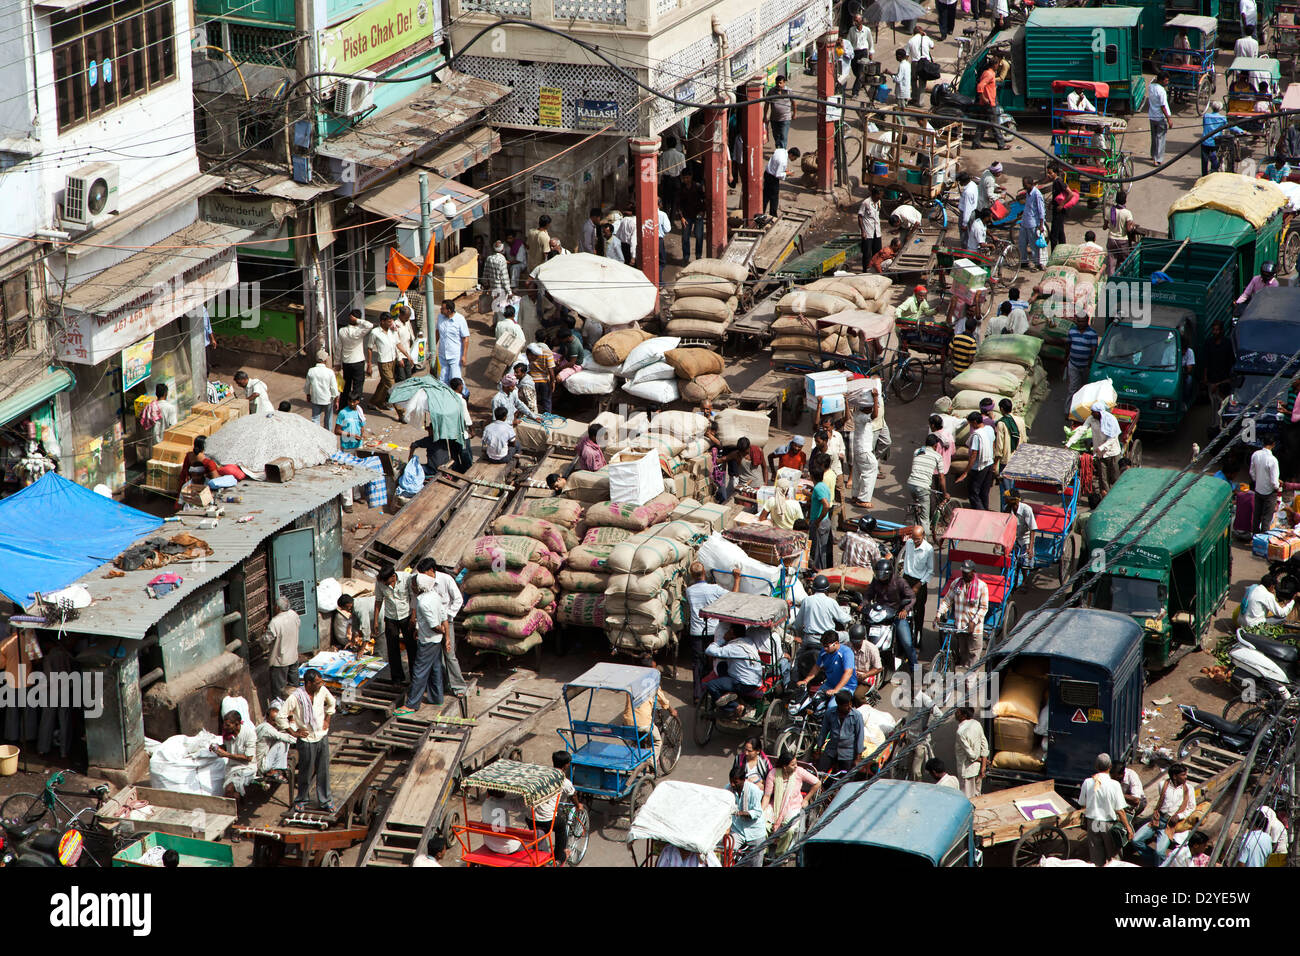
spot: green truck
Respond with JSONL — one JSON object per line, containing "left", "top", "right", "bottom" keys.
{"left": 1084, "top": 468, "right": 1232, "bottom": 670}
{"left": 1167, "top": 173, "right": 1286, "bottom": 296}
{"left": 1092, "top": 240, "right": 1236, "bottom": 431}
{"left": 1102, "top": 0, "right": 1219, "bottom": 52}
{"left": 957, "top": 8, "right": 1148, "bottom": 114}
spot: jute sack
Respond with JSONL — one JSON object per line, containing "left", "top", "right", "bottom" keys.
{"left": 461, "top": 535, "right": 562, "bottom": 572}
{"left": 663, "top": 348, "right": 725, "bottom": 379}
{"left": 673, "top": 276, "right": 738, "bottom": 300}
{"left": 557, "top": 592, "right": 606, "bottom": 627}
{"left": 464, "top": 585, "right": 544, "bottom": 617}
{"left": 680, "top": 258, "right": 750, "bottom": 284}
{"left": 518, "top": 498, "right": 584, "bottom": 528}
{"left": 489, "top": 514, "right": 571, "bottom": 555}
{"left": 666, "top": 318, "right": 728, "bottom": 339}
{"left": 670, "top": 297, "right": 733, "bottom": 322}
{"left": 592, "top": 328, "right": 652, "bottom": 367}
{"left": 582, "top": 526, "right": 633, "bottom": 545}
{"left": 775, "top": 290, "right": 854, "bottom": 318}
{"left": 463, "top": 608, "right": 553, "bottom": 639}
{"left": 806, "top": 278, "right": 869, "bottom": 308}
{"left": 680, "top": 375, "right": 730, "bottom": 403}
{"left": 606, "top": 568, "right": 673, "bottom": 599}
{"left": 557, "top": 569, "right": 610, "bottom": 592}
{"left": 461, "top": 563, "right": 555, "bottom": 594}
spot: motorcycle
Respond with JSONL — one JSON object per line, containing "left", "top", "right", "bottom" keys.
{"left": 1176, "top": 695, "right": 1294, "bottom": 770}
{"left": 1222, "top": 629, "right": 1299, "bottom": 721}
{"left": 930, "top": 84, "right": 1018, "bottom": 146}
{"left": 862, "top": 602, "right": 900, "bottom": 685}
{"left": 1, "top": 821, "right": 70, "bottom": 867}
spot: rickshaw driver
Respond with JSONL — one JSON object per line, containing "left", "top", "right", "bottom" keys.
{"left": 864, "top": 558, "right": 917, "bottom": 672}
{"left": 704, "top": 623, "right": 768, "bottom": 718}
{"left": 1002, "top": 489, "right": 1037, "bottom": 568}
{"left": 934, "top": 560, "right": 990, "bottom": 667}
{"left": 620, "top": 656, "right": 679, "bottom": 746}
{"left": 793, "top": 575, "right": 851, "bottom": 680}
{"left": 1235, "top": 261, "right": 1279, "bottom": 312}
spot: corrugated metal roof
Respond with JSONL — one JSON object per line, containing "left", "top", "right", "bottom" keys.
{"left": 224, "top": 171, "right": 338, "bottom": 203}
{"left": 69, "top": 175, "right": 227, "bottom": 255}
{"left": 354, "top": 170, "right": 489, "bottom": 239}
{"left": 36, "top": 464, "right": 374, "bottom": 639}
{"left": 62, "top": 220, "right": 253, "bottom": 316}
{"left": 315, "top": 71, "right": 509, "bottom": 170}
{"left": 421, "top": 128, "right": 501, "bottom": 179}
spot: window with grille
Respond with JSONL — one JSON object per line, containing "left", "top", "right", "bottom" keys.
{"left": 221, "top": 22, "right": 297, "bottom": 69}
{"left": 656, "top": 0, "right": 678, "bottom": 15}
{"left": 553, "top": 0, "right": 626, "bottom": 23}
{"left": 461, "top": 0, "right": 531, "bottom": 15}
{"left": 53, "top": 0, "right": 177, "bottom": 132}
{"left": 0, "top": 274, "right": 29, "bottom": 358}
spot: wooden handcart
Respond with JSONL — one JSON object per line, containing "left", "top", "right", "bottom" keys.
{"left": 860, "top": 110, "right": 962, "bottom": 206}
{"left": 970, "top": 779, "right": 1084, "bottom": 867}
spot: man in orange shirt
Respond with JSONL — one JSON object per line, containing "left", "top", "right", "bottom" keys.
{"left": 768, "top": 435, "right": 808, "bottom": 475}
{"left": 971, "top": 59, "right": 1007, "bottom": 150}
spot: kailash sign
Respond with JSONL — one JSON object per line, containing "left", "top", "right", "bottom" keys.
{"left": 317, "top": 0, "right": 442, "bottom": 75}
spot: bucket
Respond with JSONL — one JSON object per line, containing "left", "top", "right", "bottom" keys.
{"left": 905, "top": 169, "right": 924, "bottom": 185}
{"left": 0, "top": 745, "right": 18, "bottom": 776}
{"left": 872, "top": 162, "right": 889, "bottom": 176}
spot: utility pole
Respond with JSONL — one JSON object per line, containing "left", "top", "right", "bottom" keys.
{"left": 418, "top": 172, "right": 437, "bottom": 367}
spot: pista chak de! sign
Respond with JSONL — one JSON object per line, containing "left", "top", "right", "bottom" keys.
{"left": 343, "top": 11, "right": 414, "bottom": 60}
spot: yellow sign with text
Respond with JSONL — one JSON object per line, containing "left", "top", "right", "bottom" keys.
{"left": 318, "top": 0, "right": 438, "bottom": 74}
{"left": 539, "top": 86, "right": 563, "bottom": 127}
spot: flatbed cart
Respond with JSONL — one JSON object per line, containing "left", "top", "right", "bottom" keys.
{"left": 970, "top": 779, "right": 1084, "bottom": 867}
{"left": 771, "top": 234, "right": 861, "bottom": 282}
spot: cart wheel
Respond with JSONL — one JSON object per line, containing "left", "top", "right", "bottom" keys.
{"left": 1126, "top": 439, "right": 1143, "bottom": 469}
{"left": 761, "top": 698, "right": 790, "bottom": 751}
{"left": 1057, "top": 533, "right": 1079, "bottom": 587}
{"left": 1178, "top": 730, "right": 1216, "bottom": 761}
{"left": 630, "top": 778, "right": 654, "bottom": 821}
{"left": 565, "top": 804, "right": 591, "bottom": 866}
{"left": 441, "top": 808, "right": 462, "bottom": 850}
{"left": 890, "top": 357, "right": 926, "bottom": 404}
{"left": 657, "top": 712, "right": 683, "bottom": 776}
{"left": 1196, "top": 74, "right": 1212, "bottom": 114}
{"left": 318, "top": 849, "right": 342, "bottom": 868}
{"left": 361, "top": 787, "right": 379, "bottom": 828}
{"left": 1013, "top": 823, "right": 1070, "bottom": 867}
{"left": 1000, "top": 601, "right": 1019, "bottom": 643}
{"left": 251, "top": 836, "right": 284, "bottom": 868}
{"left": 693, "top": 701, "right": 716, "bottom": 747}
{"left": 1119, "top": 155, "right": 1134, "bottom": 182}
{"left": 1282, "top": 229, "right": 1300, "bottom": 276}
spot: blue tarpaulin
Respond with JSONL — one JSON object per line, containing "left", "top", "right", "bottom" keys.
{"left": 0, "top": 472, "right": 163, "bottom": 606}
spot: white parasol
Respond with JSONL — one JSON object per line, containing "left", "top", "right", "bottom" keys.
{"left": 531, "top": 252, "right": 659, "bottom": 326}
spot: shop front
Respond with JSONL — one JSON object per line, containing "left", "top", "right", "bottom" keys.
{"left": 54, "top": 221, "right": 248, "bottom": 493}
{"left": 0, "top": 365, "right": 75, "bottom": 495}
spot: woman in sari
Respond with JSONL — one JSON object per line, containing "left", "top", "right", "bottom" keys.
{"left": 762, "top": 748, "right": 821, "bottom": 860}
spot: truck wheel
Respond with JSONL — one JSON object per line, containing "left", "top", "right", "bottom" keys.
{"left": 1281, "top": 230, "right": 1300, "bottom": 275}
{"left": 1126, "top": 439, "right": 1143, "bottom": 468}
{"left": 1058, "top": 534, "right": 1079, "bottom": 586}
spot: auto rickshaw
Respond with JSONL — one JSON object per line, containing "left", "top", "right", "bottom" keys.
{"left": 1226, "top": 56, "right": 1283, "bottom": 155}
{"left": 1085, "top": 468, "right": 1232, "bottom": 671}
{"left": 803, "top": 780, "right": 981, "bottom": 867}
{"left": 984, "top": 607, "right": 1146, "bottom": 794}
{"left": 1158, "top": 15, "right": 1219, "bottom": 112}
{"left": 626, "top": 780, "right": 737, "bottom": 866}
{"left": 451, "top": 760, "right": 568, "bottom": 867}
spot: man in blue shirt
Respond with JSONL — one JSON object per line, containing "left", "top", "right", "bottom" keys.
{"left": 1018, "top": 176, "right": 1046, "bottom": 270}
{"left": 1201, "top": 101, "right": 1243, "bottom": 176}
{"left": 436, "top": 300, "right": 470, "bottom": 397}
{"left": 797, "top": 630, "right": 858, "bottom": 697}
{"left": 703, "top": 623, "right": 766, "bottom": 718}
{"left": 334, "top": 395, "right": 366, "bottom": 512}
{"left": 815, "top": 690, "right": 864, "bottom": 773}
{"left": 794, "top": 575, "right": 850, "bottom": 679}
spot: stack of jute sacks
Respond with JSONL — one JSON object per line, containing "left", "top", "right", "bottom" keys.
{"left": 1027, "top": 243, "right": 1106, "bottom": 363}
{"left": 561, "top": 411, "right": 714, "bottom": 504}
{"left": 516, "top": 409, "right": 625, "bottom": 456}
{"left": 664, "top": 347, "right": 729, "bottom": 405}
{"left": 562, "top": 327, "right": 654, "bottom": 399}
{"left": 666, "top": 259, "right": 748, "bottom": 342}
{"left": 942, "top": 333, "right": 1049, "bottom": 442}
{"left": 770, "top": 273, "right": 896, "bottom": 365}
{"left": 460, "top": 515, "right": 568, "bottom": 657}
{"left": 604, "top": 517, "right": 699, "bottom": 653}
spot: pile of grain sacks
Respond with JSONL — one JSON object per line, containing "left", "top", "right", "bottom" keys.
{"left": 561, "top": 411, "right": 715, "bottom": 505}
{"left": 460, "top": 515, "right": 567, "bottom": 657}
{"left": 770, "top": 274, "right": 896, "bottom": 366}
{"left": 1027, "top": 244, "right": 1106, "bottom": 362}
{"left": 938, "top": 333, "right": 1049, "bottom": 441}
{"left": 664, "top": 347, "right": 729, "bottom": 405}
{"left": 666, "top": 259, "right": 749, "bottom": 342}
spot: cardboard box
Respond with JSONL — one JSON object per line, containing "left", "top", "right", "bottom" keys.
{"left": 1253, "top": 530, "right": 1283, "bottom": 558}
{"left": 993, "top": 715, "right": 1037, "bottom": 754}
{"left": 805, "top": 393, "right": 846, "bottom": 415}
{"left": 608, "top": 450, "right": 664, "bottom": 506}
{"left": 145, "top": 460, "right": 183, "bottom": 494}
{"left": 716, "top": 407, "right": 770, "bottom": 446}
{"left": 150, "top": 440, "right": 192, "bottom": 464}
{"left": 951, "top": 259, "right": 988, "bottom": 290}
{"left": 1269, "top": 532, "right": 1300, "bottom": 562}
{"left": 805, "top": 370, "right": 848, "bottom": 397}
{"left": 180, "top": 482, "right": 213, "bottom": 507}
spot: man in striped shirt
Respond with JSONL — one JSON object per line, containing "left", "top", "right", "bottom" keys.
{"left": 1065, "top": 313, "right": 1099, "bottom": 414}
{"left": 949, "top": 317, "right": 979, "bottom": 373}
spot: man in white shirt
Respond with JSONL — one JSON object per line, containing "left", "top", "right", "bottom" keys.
{"left": 659, "top": 136, "right": 687, "bottom": 217}
{"left": 904, "top": 26, "right": 934, "bottom": 104}
{"left": 436, "top": 300, "right": 471, "bottom": 397}
{"left": 366, "top": 315, "right": 410, "bottom": 418}
{"left": 392, "top": 306, "right": 417, "bottom": 382}
{"left": 846, "top": 13, "right": 875, "bottom": 96}
{"left": 482, "top": 789, "right": 528, "bottom": 854}
{"left": 395, "top": 573, "right": 449, "bottom": 714}
{"left": 956, "top": 171, "right": 979, "bottom": 245}
{"left": 149, "top": 383, "right": 178, "bottom": 447}
{"left": 1132, "top": 763, "right": 1196, "bottom": 862}
{"left": 959, "top": 411, "right": 996, "bottom": 510}
{"left": 212, "top": 709, "right": 258, "bottom": 799}
{"left": 337, "top": 308, "right": 373, "bottom": 402}
{"left": 277, "top": 668, "right": 337, "bottom": 812}
{"left": 1148, "top": 73, "right": 1172, "bottom": 165}
{"left": 1260, "top": 804, "right": 1289, "bottom": 855}
{"left": 656, "top": 198, "right": 672, "bottom": 268}
{"left": 416, "top": 557, "right": 467, "bottom": 696}
{"left": 1241, "top": 0, "right": 1258, "bottom": 34}
{"left": 1250, "top": 436, "right": 1281, "bottom": 534}
{"left": 373, "top": 564, "right": 416, "bottom": 682}
{"left": 234, "top": 370, "right": 270, "bottom": 415}
{"left": 265, "top": 595, "right": 301, "bottom": 700}
{"left": 685, "top": 561, "right": 737, "bottom": 702}
{"left": 925, "top": 757, "right": 961, "bottom": 790}
{"left": 1090, "top": 403, "right": 1123, "bottom": 499}
{"left": 304, "top": 350, "right": 339, "bottom": 430}
{"left": 1080, "top": 752, "right": 1134, "bottom": 866}
{"left": 614, "top": 206, "right": 638, "bottom": 265}
{"left": 858, "top": 187, "right": 882, "bottom": 270}
{"left": 1002, "top": 488, "right": 1037, "bottom": 566}
{"left": 1241, "top": 573, "right": 1295, "bottom": 628}
{"left": 412, "top": 834, "right": 449, "bottom": 867}
{"left": 954, "top": 706, "right": 989, "bottom": 797}
{"left": 893, "top": 50, "right": 911, "bottom": 106}
{"left": 965, "top": 208, "right": 989, "bottom": 252}
{"left": 704, "top": 623, "right": 767, "bottom": 717}
{"left": 1235, "top": 30, "right": 1260, "bottom": 58}
{"left": 482, "top": 406, "right": 518, "bottom": 463}
{"left": 900, "top": 523, "right": 935, "bottom": 643}
{"left": 763, "top": 146, "right": 801, "bottom": 218}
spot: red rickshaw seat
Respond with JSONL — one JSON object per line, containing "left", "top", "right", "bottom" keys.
{"left": 1030, "top": 503, "right": 1068, "bottom": 535}
{"left": 945, "top": 571, "right": 1008, "bottom": 606}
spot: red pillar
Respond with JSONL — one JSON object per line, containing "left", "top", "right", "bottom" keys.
{"left": 631, "top": 137, "right": 661, "bottom": 290}
{"left": 742, "top": 79, "right": 764, "bottom": 223}
{"left": 705, "top": 103, "right": 728, "bottom": 258}
{"left": 816, "top": 31, "right": 838, "bottom": 196}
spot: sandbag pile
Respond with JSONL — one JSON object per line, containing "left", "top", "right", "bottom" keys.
{"left": 517, "top": 409, "right": 625, "bottom": 455}
{"left": 460, "top": 521, "right": 566, "bottom": 658}
{"left": 667, "top": 259, "right": 747, "bottom": 340}
{"left": 943, "top": 333, "right": 1051, "bottom": 438}
{"left": 558, "top": 524, "right": 631, "bottom": 628}
{"left": 663, "top": 347, "right": 731, "bottom": 405}
{"left": 771, "top": 273, "right": 897, "bottom": 365}
{"left": 604, "top": 518, "right": 701, "bottom": 653}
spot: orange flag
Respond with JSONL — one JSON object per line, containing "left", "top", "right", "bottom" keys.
{"left": 386, "top": 248, "right": 419, "bottom": 292}
{"left": 419, "top": 235, "right": 437, "bottom": 277}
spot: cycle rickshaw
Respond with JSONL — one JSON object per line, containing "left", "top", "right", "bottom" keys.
{"left": 935, "top": 508, "right": 1024, "bottom": 670}
{"left": 627, "top": 779, "right": 738, "bottom": 866}
{"left": 1158, "top": 15, "right": 1219, "bottom": 113}
{"left": 450, "top": 760, "right": 568, "bottom": 867}
{"left": 1000, "top": 443, "right": 1083, "bottom": 586}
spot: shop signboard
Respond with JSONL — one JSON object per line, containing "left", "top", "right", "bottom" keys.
{"left": 575, "top": 99, "right": 620, "bottom": 130}
{"left": 539, "top": 86, "right": 563, "bottom": 127}
{"left": 317, "top": 0, "right": 442, "bottom": 75}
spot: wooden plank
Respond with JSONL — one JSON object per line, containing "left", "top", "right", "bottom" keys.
{"left": 97, "top": 786, "right": 237, "bottom": 842}
{"left": 459, "top": 690, "right": 562, "bottom": 773}
{"left": 753, "top": 213, "right": 809, "bottom": 274}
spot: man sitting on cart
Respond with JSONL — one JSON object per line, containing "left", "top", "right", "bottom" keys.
{"left": 934, "top": 560, "right": 990, "bottom": 667}
{"left": 898, "top": 284, "right": 936, "bottom": 321}
{"left": 704, "top": 623, "right": 767, "bottom": 718}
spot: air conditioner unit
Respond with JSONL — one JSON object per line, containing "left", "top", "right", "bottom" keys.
{"left": 332, "top": 71, "right": 376, "bottom": 117}
{"left": 63, "top": 162, "right": 120, "bottom": 227}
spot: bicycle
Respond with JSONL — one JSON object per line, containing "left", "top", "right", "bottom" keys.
{"left": 0, "top": 770, "right": 127, "bottom": 867}
{"left": 559, "top": 798, "right": 591, "bottom": 866}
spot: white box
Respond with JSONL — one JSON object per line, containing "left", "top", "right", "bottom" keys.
{"left": 805, "top": 370, "right": 848, "bottom": 397}
{"left": 608, "top": 450, "right": 664, "bottom": 506}
{"left": 716, "top": 407, "right": 771, "bottom": 446}
{"left": 805, "top": 393, "right": 846, "bottom": 414}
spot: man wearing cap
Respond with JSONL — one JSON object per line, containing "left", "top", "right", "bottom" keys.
{"left": 935, "top": 560, "right": 990, "bottom": 667}
{"left": 897, "top": 284, "right": 936, "bottom": 321}
{"left": 768, "top": 435, "right": 808, "bottom": 475}
{"left": 794, "top": 575, "right": 851, "bottom": 680}
{"left": 304, "top": 350, "right": 339, "bottom": 430}
{"left": 977, "top": 397, "right": 997, "bottom": 429}
{"left": 1090, "top": 402, "right": 1123, "bottom": 499}
{"left": 493, "top": 375, "right": 539, "bottom": 426}
{"left": 977, "top": 162, "right": 1007, "bottom": 214}
{"left": 484, "top": 240, "right": 512, "bottom": 297}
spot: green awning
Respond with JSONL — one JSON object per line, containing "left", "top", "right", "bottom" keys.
{"left": 0, "top": 367, "right": 74, "bottom": 427}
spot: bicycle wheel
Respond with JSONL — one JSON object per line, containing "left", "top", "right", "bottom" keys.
{"left": 693, "top": 701, "right": 715, "bottom": 747}
{"left": 565, "top": 804, "right": 591, "bottom": 865}
{"left": 657, "top": 712, "right": 683, "bottom": 775}
{"left": 890, "top": 357, "right": 926, "bottom": 403}
{"left": 0, "top": 792, "right": 50, "bottom": 828}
